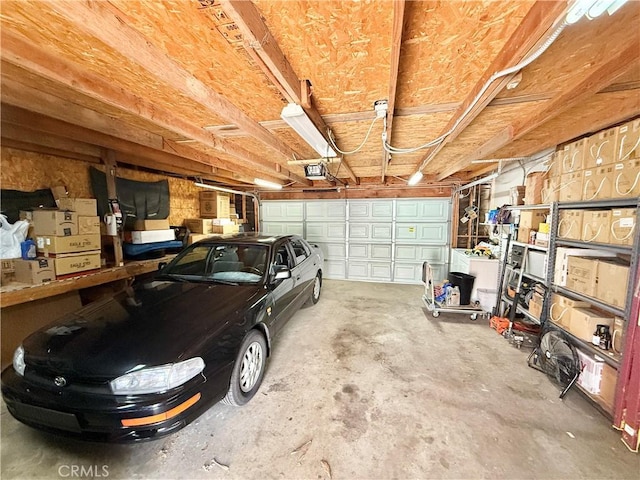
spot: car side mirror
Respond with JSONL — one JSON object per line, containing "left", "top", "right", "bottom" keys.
{"left": 272, "top": 265, "right": 291, "bottom": 280}
{"left": 158, "top": 261, "right": 167, "bottom": 271}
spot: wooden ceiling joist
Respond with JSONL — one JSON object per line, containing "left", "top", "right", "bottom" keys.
{"left": 1, "top": 30, "right": 310, "bottom": 186}
{"left": 44, "top": 0, "right": 311, "bottom": 185}
{"left": 219, "top": 0, "right": 358, "bottom": 185}
{"left": 437, "top": 27, "right": 640, "bottom": 180}
{"left": 381, "top": 0, "right": 406, "bottom": 182}
{"left": 410, "top": 1, "right": 567, "bottom": 174}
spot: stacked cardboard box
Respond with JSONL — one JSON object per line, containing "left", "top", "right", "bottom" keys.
{"left": 33, "top": 201, "right": 102, "bottom": 277}
{"left": 125, "top": 218, "right": 174, "bottom": 244}
{"left": 185, "top": 191, "right": 240, "bottom": 243}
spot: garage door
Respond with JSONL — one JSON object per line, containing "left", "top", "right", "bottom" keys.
{"left": 260, "top": 198, "right": 450, "bottom": 284}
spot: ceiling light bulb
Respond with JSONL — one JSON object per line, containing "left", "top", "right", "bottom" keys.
{"left": 407, "top": 171, "right": 423, "bottom": 186}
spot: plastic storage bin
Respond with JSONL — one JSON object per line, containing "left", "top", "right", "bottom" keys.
{"left": 448, "top": 272, "right": 476, "bottom": 305}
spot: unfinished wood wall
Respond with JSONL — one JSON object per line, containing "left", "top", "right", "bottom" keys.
{"left": 0, "top": 147, "right": 200, "bottom": 224}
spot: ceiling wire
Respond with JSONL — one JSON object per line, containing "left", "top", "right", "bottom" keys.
{"left": 327, "top": 116, "right": 380, "bottom": 155}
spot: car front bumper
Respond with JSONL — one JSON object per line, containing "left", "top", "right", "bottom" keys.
{"left": 1, "top": 366, "right": 229, "bottom": 442}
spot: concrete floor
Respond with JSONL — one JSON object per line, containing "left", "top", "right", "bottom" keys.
{"left": 1, "top": 280, "right": 638, "bottom": 479}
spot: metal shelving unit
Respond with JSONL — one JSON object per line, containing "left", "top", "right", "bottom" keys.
{"left": 546, "top": 197, "right": 640, "bottom": 417}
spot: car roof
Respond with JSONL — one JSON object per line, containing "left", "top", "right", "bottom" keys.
{"left": 194, "top": 233, "right": 298, "bottom": 246}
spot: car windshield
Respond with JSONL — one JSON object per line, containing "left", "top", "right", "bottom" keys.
{"left": 160, "top": 242, "right": 269, "bottom": 284}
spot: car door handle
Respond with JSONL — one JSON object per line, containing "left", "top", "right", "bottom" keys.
{"left": 296, "top": 275, "right": 301, "bottom": 281}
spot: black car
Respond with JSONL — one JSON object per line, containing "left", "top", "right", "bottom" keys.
{"left": 1, "top": 234, "right": 324, "bottom": 442}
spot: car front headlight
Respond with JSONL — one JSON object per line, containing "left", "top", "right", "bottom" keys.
{"left": 110, "top": 357, "right": 205, "bottom": 395}
{"left": 13, "top": 345, "right": 26, "bottom": 376}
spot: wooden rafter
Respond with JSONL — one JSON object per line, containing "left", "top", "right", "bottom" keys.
{"left": 1, "top": 30, "right": 310, "bottom": 186}
{"left": 219, "top": 0, "right": 358, "bottom": 185}
{"left": 44, "top": 0, "right": 311, "bottom": 185}
{"left": 409, "top": 1, "right": 567, "bottom": 176}
{"left": 381, "top": 0, "right": 406, "bottom": 183}
{"left": 437, "top": 40, "right": 640, "bottom": 180}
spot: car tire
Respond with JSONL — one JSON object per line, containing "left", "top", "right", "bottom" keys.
{"left": 307, "top": 272, "right": 322, "bottom": 306}
{"left": 222, "top": 330, "right": 267, "bottom": 406}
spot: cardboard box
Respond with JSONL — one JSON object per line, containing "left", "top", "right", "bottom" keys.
{"left": 528, "top": 291, "right": 544, "bottom": 319}
{"left": 14, "top": 258, "right": 56, "bottom": 284}
{"left": 1, "top": 258, "right": 16, "bottom": 286}
{"left": 547, "top": 150, "right": 563, "bottom": 178}
{"left": 576, "top": 349, "right": 605, "bottom": 394}
{"left": 184, "top": 218, "right": 212, "bottom": 234}
{"left": 517, "top": 226, "right": 532, "bottom": 244}
{"left": 50, "top": 185, "right": 68, "bottom": 201}
{"left": 549, "top": 293, "right": 590, "bottom": 327}
{"left": 566, "top": 256, "right": 599, "bottom": 297}
{"left": 558, "top": 210, "right": 583, "bottom": 240}
{"left": 129, "top": 229, "right": 176, "bottom": 244}
{"left": 56, "top": 198, "right": 97, "bottom": 216}
{"left": 518, "top": 209, "right": 547, "bottom": 230}
{"left": 36, "top": 234, "right": 101, "bottom": 254}
{"left": 610, "top": 208, "right": 635, "bottom": 246}
{"left": 586, "top": 127, "right": 618, "bottom": 168}
{"left": 54, "top": 251, "right": 101, "bottom": 276}
{"left": 200, "top": 199, "right": 230, "bottom": 219}
{"left": 611, "top": 159, "right": 640, "bottom": 198}
{"left": 78, "top": 216, "right": 101, "bottom": 235}
{"left": 211, "top": 224, "right": 240, "bottom": 235}
{"left": 133, "top": 219, "right": 171, "bottom": 231}
{"left": 32, "top": 210, "right": 78, "bottom": 237}
{"left": 581, "top": 210, "right": 611, "bottom": 244}
{"left": 562, "top": 139, "right": 587, "bottom": 174}
{"left": 616, "top": 118, "right": 640, "bottom": 162}
{"left": 595, "top": 259, "right": 629, "bottom": 308}
{"left": 582, "top": 166, "right": 613, "bottom": 201}
{"left": 612, "top": 316, "right": 624, "bottom": 354}
{"left": 541, "top": 177, "right": 559, "bottom": 204}
{"left": 510, "top": 186, "right": 525, "bottom": 206}
{"left": 534, "top": 231, "right": 549, "bottom": 247}
{"left": 524, "top": 172, "right": 545, "bottom": 205}
{"left": 554, "top": 247, "right": 615, "bottom": 287}
{"left": 598, "top": 363, "right": 617, "bottom": 411}
{"left": 558, "top": 170, "right": 583, "bottom": 202}
{"left": 570, "top": 307, "right": 614, "bottom": 341}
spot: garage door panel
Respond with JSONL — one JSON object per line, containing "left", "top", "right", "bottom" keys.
{"left": 261, "top": 202, "right": 304, "bottom": 221}
{"left": 395, "top": 245, "right": 446, "bottom": 263}
{"left": 324, "top": 260, "right": 346, "bottom": 279}
{"left": 348, "top": 244, "right": 368, "bottom": 259}
{"left": 370, "top": 263, "right": 392, "bottom": 281}
{"left": 262, "top": 222, "right": 304, "bottom": 236}
{"left": 396, "top": 199, "right": 449, "bottom": 222}
{"left": 394, "top": 262, "right": 446, "bottom": 284}
{"left": 315, "top": 242, "right": 346, "bottom": 260}
{"left": 349, "top": 200, "right": 393, "bottom": 221}
{"left": 395, "top": 224, "right": 447, "bottom": 244}
{"left": 349, "top": 223, "right": 369, "bottom": 239}
{"left": 348, "top": 243, "right": 392, "bottom": 261}
{"left": 371, "top": 224, "right": 392, "bottom": 241}
{"left": 348, "top": 261, "right": 392, "bottom": 281}
{"left": 306, "top": 223, "right": 346, "bottom": 241}
{"left": 306, "top": 201, "right": 346, "bottom": 221}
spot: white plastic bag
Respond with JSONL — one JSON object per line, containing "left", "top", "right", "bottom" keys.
{"left": 0, "top": 214, "right": 30, "bottom": 259}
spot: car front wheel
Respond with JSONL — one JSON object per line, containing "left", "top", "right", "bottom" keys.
{"left": 309, "top": 272, "right": 322, "bottom": 305}
{"left": 222, "top": 330, "right": 267, "bottom": 406}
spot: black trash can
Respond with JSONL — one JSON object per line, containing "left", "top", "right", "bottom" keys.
{"left": 448, "top": 272, "right": 476, "bottom": 305}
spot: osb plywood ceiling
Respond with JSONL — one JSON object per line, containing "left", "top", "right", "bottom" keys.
{"left": 1, "top": 0, "right": 639, "bottom": 192}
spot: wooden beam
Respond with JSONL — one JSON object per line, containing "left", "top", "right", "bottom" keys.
{"left": 101, "top": 149, "right": 124, "bottom": 267}
{"left": 410, "top": 1, "right": 567, "bottom": 172}
{"left": 381, "top": 0, "right": 406, "bottom": 182}
{"left": 1, "top": 122, "right": 102, "bottom": 158}
{"left": 437, "top": 41, "right": 639, "bottom": 180}
{"left": 0, "top": 138, "right": 99, "bottom": 164}
{"left": 43, "top": 1, "right": 308, "bottom": 179}
{"left": 1, "top": 31, "right": 311, "bottom": 186}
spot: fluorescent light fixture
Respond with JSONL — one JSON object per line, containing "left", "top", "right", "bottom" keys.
{"left": 281, "top": 103, "right": 337, "bottom": 158}
{"left": 194, "top": 182, "right": 255, "bottom": 197}
{"left": 254, "top": 178, "right": 283, "bottom": 190}
{"left": 566, "top": 0, "right": 598, "bottom": 23}
{"left": 606, "top": 0, "right": 628, "bottom": 15}
{"left": 407, "top": 171, "right": 423, "bottom": 186}
{"left": 456, "top": 172, "right": 499, "bottom": 192}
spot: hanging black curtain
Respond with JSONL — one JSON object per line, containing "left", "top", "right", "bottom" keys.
{"left": 89, "top": 167, "right": 170, "bottom": 229}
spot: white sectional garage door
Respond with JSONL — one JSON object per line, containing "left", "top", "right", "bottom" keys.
{"left": 260, "top": 198, "right": 450, "bottom": 284}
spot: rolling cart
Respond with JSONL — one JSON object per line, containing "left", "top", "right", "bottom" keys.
{"left": 421, "top": 261, "right": 485, "bottom": 320}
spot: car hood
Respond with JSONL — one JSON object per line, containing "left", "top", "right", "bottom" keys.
{"left": 22, "top": 280, "right": 265, "bottom": 379}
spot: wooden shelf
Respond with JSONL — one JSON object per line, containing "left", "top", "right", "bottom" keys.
{"left": 0, "top": 255, "right": 176, "bottom": 308}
